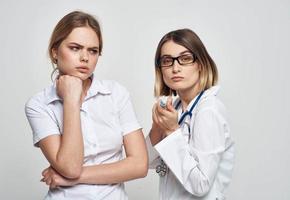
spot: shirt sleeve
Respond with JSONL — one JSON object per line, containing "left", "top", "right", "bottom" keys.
{"left": 145, "top": 135, "right": 161, "bottom": 169}
{"left": 113, "top": 82, "right": 142, "bottom": 136}
{"left": 25, "top": 97, "right": 60, "bottom": 147}
{"left": 154, "top": 108, "right": 227, "bottom": 197}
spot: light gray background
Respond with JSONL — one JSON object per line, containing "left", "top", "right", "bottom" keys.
{"left": 1, "top": 0, "right": 289, "bottom": 199}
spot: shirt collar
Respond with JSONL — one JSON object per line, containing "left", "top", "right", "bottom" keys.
{"left": 86, "top": 74, "right": 111, "bottom": 99}
{"left": 44, "top": 81, "right": 60, "bottom": 104}
{"left": 199, "top": 85, "right": 220, "bottom": 101}
{"left": 45, "top": 74, "right": 111, "bottom": 105}
{"left": 174, "top": 85, "right": 220, "bottom": 112}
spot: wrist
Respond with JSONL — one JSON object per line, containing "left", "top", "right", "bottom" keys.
{"left": 63, "top": 98, "right": 81, "bottom": 108}
{"left": 164, "top": 125, "right": 179, "bottom": 136}
{"left": 73, "top": 177, "right": 81, "bottom": 185}
{"left": 71, "top": 171, "right": 82, "bottom": 185}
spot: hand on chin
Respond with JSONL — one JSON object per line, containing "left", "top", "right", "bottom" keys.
{"left": 69, "top": 71, "right": 91, "bottom": 81}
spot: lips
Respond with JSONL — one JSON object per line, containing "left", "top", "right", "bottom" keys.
{"left": 76, "top": 66, "right": 89, "bottom": 73}
{"left": 171, "top": 76, "right": 184, "bottom": 81}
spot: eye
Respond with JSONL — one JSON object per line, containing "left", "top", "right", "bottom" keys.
{"left": 160, "top": 57, "right": 173, "bottom": 66}
{"left": 69, "top": 46, "right": 80, "bottom": 51}
{"left": 89, "top": 49, "right": 99, "bottom": 55}
{"left": 179, "top": 54, "right": 194, "bottom": 63}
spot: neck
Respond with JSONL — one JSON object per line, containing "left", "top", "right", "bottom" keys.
{"left": 178, "top": 84, "right": 201, "bottom": 111}
{"left": 82, "top": 78, "right": 92, "bottom": 99}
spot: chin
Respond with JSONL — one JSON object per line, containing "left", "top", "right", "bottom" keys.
{"left": 170, "top": 85, "right": 193, "bottom": 93}
{"left": 76, "top": 72, "right": 92, "bottom": 81}
{"left": 167, "top": 83, "right": 186, "bottom": 91}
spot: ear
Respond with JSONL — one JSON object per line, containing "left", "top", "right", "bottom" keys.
{"left": 197, "top": 63, "right": 202, "bottom": 71}
{"left": 51, "top": 48, "right": 58, "bottom": 63}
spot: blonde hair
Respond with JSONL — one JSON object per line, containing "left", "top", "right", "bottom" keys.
{"left": 48, "top": 11, "right": 103, "bottom": 78}
{"left": 154, "top": 28, "right": 218, "bottom": 97}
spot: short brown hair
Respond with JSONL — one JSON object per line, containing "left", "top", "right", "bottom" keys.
{"left": 154, "top": 28, "right": 218, "bottom": 97}
{"left": 48, "top": 11, "right": 102, "bottom": 76}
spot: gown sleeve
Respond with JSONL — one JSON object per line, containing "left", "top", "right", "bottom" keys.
{"left": 154, "top": 108, "right": 227, "bottom": 197}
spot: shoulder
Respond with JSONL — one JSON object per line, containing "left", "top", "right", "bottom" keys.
{"left": 97, "top": 80, "right": 135, "bottom": 113}
{"left": 197, "top": 86, "right": 228, "bottom": 119}
{"left": 194, "top": 86, "right": 232, "bottom": 141}
{"left": 25, "top": 85, "right": 54, "bottom": 112}
{"left": 98, "top": 80, "right": 130, "bottom": 97}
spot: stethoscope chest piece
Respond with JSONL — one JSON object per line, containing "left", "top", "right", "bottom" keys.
{"left": 156, "top": 159, "right": 167, "bottom": 177}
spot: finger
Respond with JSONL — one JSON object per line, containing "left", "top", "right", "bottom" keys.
{"left": 152, "top": 111, "right": 157, "bottom": 124}
{"left": 42, "top": 168, "right": 49, "bottom": 176}
{"left": 49, "top": 167, "right": 56, "bottom": 173}
{"left": 166, "top": 97, "right": 175, "bottom": 112}
{"left": 157, "top": 118, "right": 167, "bottom": 130}
{"left": 156, "top": 112, "right": 165, "bottom": 126}
{"left": 159, "top": 97, "right": 167, "bottom": 109}
{"left": 152, "top": 104, "right": 159, "bottom": 121}
{"left": 156, "top": 102, "right": 172, "bottom": 116}
{"left": 156, "top": 101, "right": 165, "bottom": 114}
{"left": 154, "top": 103, "right": 171, "bottom": 130}
{"left": 42, "top": 173, "right": 49, "bottom": 181}
{"left": 152, "top": 103, "right": 157, "bottom": 115}
{"left": 50, "top": 177, "right": 57, "bottom": 189}
{"left": 152, "top": 103, "right": 156, "bottom": 115}
{"left": 152, "top": 110, "right": 160, "bottom": 125}
{"left": 45, "top": 177, "right": 52, "bottom": 186}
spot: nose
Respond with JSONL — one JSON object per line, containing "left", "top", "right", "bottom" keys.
{"left": 172, "top": 60, "right": 181, "bottom": 73}
{"left": 80, "top": 50, "right": 89, "bottom": 62}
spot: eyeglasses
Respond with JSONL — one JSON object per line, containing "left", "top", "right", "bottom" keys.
{"left": 158, "top": 54, "right": 197, "bottom": 68}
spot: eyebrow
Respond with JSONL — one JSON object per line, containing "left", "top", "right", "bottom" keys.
{"left": 161, "top": 50, "right": 191, "bottom": 57}
{"left": 68, "top": 42, "right": 99, "bottom": 50}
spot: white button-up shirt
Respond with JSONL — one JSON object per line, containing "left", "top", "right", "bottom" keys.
{"left": 146, "top": 86, "right": 235, "bottom": 200}
{"left": 25, "top": 75, "right": 141, "bottom": 200}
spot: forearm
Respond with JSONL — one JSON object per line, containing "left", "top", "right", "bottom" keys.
{"left": 149, "top": 124, "right": 163, "bottom": 146}
{"left": 77, "top": 156, "right": 148, "bottom": 185}
{"left": 56, "top": 101, "right": 84, "bottom": 177}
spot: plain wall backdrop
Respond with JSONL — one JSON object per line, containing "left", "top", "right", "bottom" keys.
{"left": 1, "top": 0, "right": 289, "bottom": 199}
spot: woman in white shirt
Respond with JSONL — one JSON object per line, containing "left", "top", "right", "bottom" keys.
{"left": 146, "top": 29, "right": 235, "bottom": 200}
{"left": 25, "top": 11, "right": 148, "bottom": 200}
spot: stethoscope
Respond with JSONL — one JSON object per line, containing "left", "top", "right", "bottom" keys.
{"left": 156, "top": 91, "right": 204, "bottom": 177}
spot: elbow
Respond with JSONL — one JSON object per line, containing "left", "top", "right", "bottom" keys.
{"left": 54, "top": 162, "right": 82, "bottom": 179}
{"left": 189, "top": 180, "right": 211, "bottom": 197}
{"left": 193, "top": 188, "right": 210, "bottom": 197}
{"left": 55, "top": 154, "right": 83, "bottom": 179}
{"left": 62, "top": 167, "right": 82, "bottom": 179}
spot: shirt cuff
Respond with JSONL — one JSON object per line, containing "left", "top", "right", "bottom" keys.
{"left": 154, "top": 128, "right": 198, "bottom": 181}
